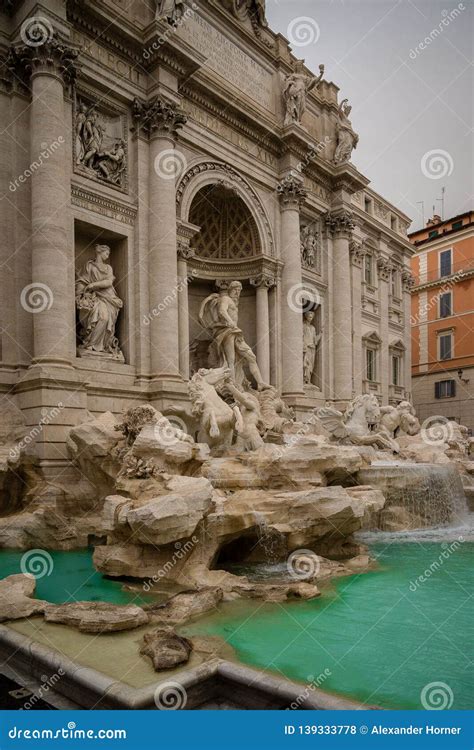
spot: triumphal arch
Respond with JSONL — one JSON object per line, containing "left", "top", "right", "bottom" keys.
{"left": 0, "top": 0, "right": 414, "bottom": 476}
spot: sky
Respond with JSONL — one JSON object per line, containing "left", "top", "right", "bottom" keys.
{"left": 266, "top": 0, "right": 474, "bottom": 231}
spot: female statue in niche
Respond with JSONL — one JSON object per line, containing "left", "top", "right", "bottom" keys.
{"left": 75, "top": 244, "right": 124, "bottom": 361}
{"left": 302, "top": 310, "right": 322, "bottom": 386}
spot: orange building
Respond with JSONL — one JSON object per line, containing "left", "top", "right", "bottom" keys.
{"left": 409, "top": 211, "right": 474, "bottom": 432}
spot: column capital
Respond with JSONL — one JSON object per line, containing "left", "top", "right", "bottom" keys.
{"left": 177, "top": 240, "right": 195, "bottom": 261}
{"left": 324, "top": 210, "right": 355, "bottom": 238}
{"left": 277, "top": 175, "right": 307, "bottom": 209}
{"left": 349, "top": 239, "right": 365, "bottom": 267}
{"left": 250, "top": 273, "right": 277, "bottom": 289}
{"left": 8, "top": 38, "right": 80, "bottom": 87}
{"left": 402, "top": 269, "right": 415, "bottom": 291}
{"left": 132, "top": 96, "right": 187, "bottom": 139}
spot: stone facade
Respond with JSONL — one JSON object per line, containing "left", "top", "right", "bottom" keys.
{"left": 0, "top": 1, "right": 413, "bottom": 474}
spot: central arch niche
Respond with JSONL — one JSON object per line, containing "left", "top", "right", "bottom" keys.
{"left": 189, "top": 184, "right": 261, "bottom": 260}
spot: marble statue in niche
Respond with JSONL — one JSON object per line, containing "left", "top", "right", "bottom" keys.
{"left": 199, "top": 280, "right": 269, "bottom": 390}
{"left": 333, "top": 98, "right": 359, "bottom": 165}
{"left": 155, "top": 0, "right": 185, "bottom": 23}
{"left": 283, "top": 61, "right": 325, "bottom": 127}
{"left": 302, "top": 310, "right": 322, "bottom": 386}
{"left": 301, "top": 223, "right": 320, "bottom": 271}
{"left": 74, "top": 100, "right": 126, "bottom": 187}
{"left": 75, "top": 244, "right": 124, "bottom": 361}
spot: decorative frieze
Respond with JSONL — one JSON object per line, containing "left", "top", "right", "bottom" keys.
{"left": 300, "top": 222, "right": 321, "bottom": 272}
{"left": 71, "top": 185, "right": 137, "bottom": 225}
{"left": 74, "top": 93, "right": 127, "bottom": 190}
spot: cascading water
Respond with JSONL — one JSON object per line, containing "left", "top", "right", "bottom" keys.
{"left": 357, "top": 462, "right": 468, "bottom": 529}
{"left": 253, "top": 512, "right": 284, "bottom": 563}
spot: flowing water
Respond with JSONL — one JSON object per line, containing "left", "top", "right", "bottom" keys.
{"left": 183, "top": 518, "right": 474, "bottom": 710}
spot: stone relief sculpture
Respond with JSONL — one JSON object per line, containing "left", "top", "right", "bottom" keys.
{"left": 257, "top": 386, "right": 294, "bottom": 436}
{"left": 224, "top": 380, "right": 264, "bottom": 452}
{"left": 283, "top": 61, "right": 325, "bottom": 127}
{"left": 301, "top": 224, "right": 320, "bottom": 270}
{"left": 74, "top": 101, "right": 126, "bottom": 187}
{"left": 199, "top": 280, "right": 269, "bottom": 390}
{"left": 317, "top": 395, "right": 400, "bottom": 452}
{"left": 302, "top": 311, "right": 322, "bottom": 386}
{"left": 75, "top": 244, "right": 124, "bottom": 361}
{"left": 155, "top": 0, "right": 185, "bottom": 23}
{"left": 333, "top": 98, "right": 359, "bottom": 165}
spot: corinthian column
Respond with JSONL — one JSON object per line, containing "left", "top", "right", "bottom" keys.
{"left": 278, "top": 176, "right": 306, "bottom": 398}
{"left": 326, "top": 210, "right": 355, "bottom": 402}
{"left": 350, "top": 239, "right": 364, "bottom": 395}
{"left": 133, "top": 97, "right": 186, "bottom": 380}
{"left": 250, "top": 274, "right": 276, "bottom": 384}
{"left": 10, "top": 40, "right": 79, "bottom": 366}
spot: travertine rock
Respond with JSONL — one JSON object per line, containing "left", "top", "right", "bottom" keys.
{"left": 140, "top": 627, "right": 193, "bottom": 670}
{"left": 145, "top": 588, "right": 223, "bottom": 625}
{"left": 67, "top": 412, "right": 122, "bottom": 496}
{"left": 43, "top": 601, "right": 149, "bottom": 633}
{"left": 0, "top": 574, "right": 48, "bottom": 622}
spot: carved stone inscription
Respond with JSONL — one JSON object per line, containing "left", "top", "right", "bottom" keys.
{"left": 177, "top": 14, "right": 274, "bottom": 111}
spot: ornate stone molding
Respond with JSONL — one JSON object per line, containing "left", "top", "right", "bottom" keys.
{"left": 377, "top": 257, "right": 393, "bottom": 282}
{"left": 402, "top": 269, "right": 415, "bottom": 291}
{"left": 277, "top": 176, "right": 307, "bottom": 209}
{"left": 8, "top": 39, "right": 80, "bottom": 88}
{"left": 349, "top": 239, "right": 365, "bottom": 267}
{"left": 177, "top": 241, "right": 195, "bottom": 261}
{"left": 250, "top": 273, "right": 277, "bottom": 289}
{"left": 176, "top": 160, "right": 275, "bottom": 257}
{"left": 324, "top": 210, "right": 355, "bottom": 237}
{"left": 132, "top": 96, "right": 187, "bottom": 139}
{"left": 71, "top": 185, "right": 137, "bottom": 226}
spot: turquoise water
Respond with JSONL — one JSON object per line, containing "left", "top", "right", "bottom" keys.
{"left": 183, "top": 537, "right": 473, "bottom": 709}
{"left": 0, "top": 549, "right": 153, "bottom": 606}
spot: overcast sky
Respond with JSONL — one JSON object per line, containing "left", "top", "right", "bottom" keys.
{"left": 266, "top": 0, "right": 473, "bottom": 231}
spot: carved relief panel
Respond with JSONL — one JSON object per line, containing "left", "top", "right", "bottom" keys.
{"left": 73, "top": 92, "right": 128, "bottom": 191}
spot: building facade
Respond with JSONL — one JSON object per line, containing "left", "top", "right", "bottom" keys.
{"left": 409, "top": 211, "right": 474, "bottom": 432}
{"left": 0, "top": 0, "right": 414, "bottom": 478}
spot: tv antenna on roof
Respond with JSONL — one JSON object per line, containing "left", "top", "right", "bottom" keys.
{"left": 436, "top": 187, "right": 446, "bottom": 220}
{"left": 416, "top": 201, "right": 425, "bottom": 228}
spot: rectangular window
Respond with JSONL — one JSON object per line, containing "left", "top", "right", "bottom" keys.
{"left": 366, "top": 349, "right": 376, "bottom": 382}
{"left": 391, "top": 270, "right": 399, "bottom": 297}
{"left": 429, "top": 230, "right": 439, "bottom": 239}
{"left": 439, "top": 249, "right": 452, "bottom": 277}
{"left": 392, "top": 355, "right": 401, "bottom": 385}
{"left": 435, "top": 380, "right": 456, "bottom": 398}
{"left": 364, "top": 255, "right": 373, "bottom": 285}
{"left": 452, "top": 220, "right": 463, "bottom": 231}
{"left": 439, "top": 333, "right": 452, "bottom": 360}
{"left": 439, "top": 291, "right": 452, "bottom": 318}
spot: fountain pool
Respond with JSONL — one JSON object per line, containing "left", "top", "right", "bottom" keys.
{"left": 182, "top": 522, "right": 473, "bottom": 710}
{"left": 0, "top": 549, "right": 155, "bottom": 606}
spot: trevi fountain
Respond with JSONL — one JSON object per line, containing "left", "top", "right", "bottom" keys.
{"left": 0, "top": 0, "right": 472, "bottom": 713}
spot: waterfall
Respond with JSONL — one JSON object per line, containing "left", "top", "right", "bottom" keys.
{"left": 357, "top": 463, "right": 468, "bottom": 530}
{"left": 253, "top": 512, "right": 284, "bottom": 563}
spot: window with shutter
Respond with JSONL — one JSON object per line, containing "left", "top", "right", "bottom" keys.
{"left": 439, "top": 333, "right": 452, "bottom": 360}
{"left": 439, "top": 249, "right": 452, "bottom": 277}
{"left": 439, "top": 292, "right": 452, "bottom": 318}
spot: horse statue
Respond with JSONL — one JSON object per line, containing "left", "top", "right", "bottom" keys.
{"left": 188, "top": 367, "right": 243, "bottom": 450}
{"left": 317, "top": 394, "right": 400, "bottom": 452}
